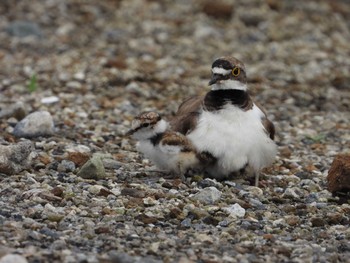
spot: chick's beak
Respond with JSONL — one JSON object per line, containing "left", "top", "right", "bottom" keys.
{"left": 126, "top": 119, "right": 141, "bottom": 136}
{"left": 209, "top": 73, "right": 221, "bottom": 86}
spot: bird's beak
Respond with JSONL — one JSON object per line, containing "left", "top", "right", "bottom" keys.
{"left": 209, "top": 74, "right": 221, "bottom": 86}
{"left": 126, "top": 119, "right": 141, "bottom": 136}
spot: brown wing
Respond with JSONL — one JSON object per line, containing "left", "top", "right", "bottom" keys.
{"left": 170, "top": 96, "right": 204, "bottom": 135}
{"left": 255, "top": 102, "right": 275, "bottom": 140}
{"left": 161, "top": 131, "right": 195, "bottom": 152}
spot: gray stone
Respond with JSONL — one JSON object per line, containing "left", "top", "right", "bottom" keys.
{"left": 13, "top": 111, "right": 54, "bottom": 138}
{"left": 192, "top": 186, "right": 222, "bottom": 205}
{"left": 222, "top": 203, "right": 246, "bottom": 218}
{"left": 0, "top": 141, "right": 34, "bottom": 175}
{"left": 6, "top": 21, "right": 42, "bottom": 38}
{"left": 57, "top": 160, "right": 76, "bottom": 173}
{"left": 0, "top": 254, "right": 28, "bottom": 263}
{"left": 102, "top": 158, "right": 122, "bottom": 170}
{"left": 77, "top": 154, "right": 106, "bottom": 180}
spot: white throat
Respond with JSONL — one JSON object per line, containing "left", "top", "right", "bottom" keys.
{"left": 153, "top": 119, "right": 168, "bottom": 133}
{"left": 211, "top": 79, "right": 247, "bottom": 91}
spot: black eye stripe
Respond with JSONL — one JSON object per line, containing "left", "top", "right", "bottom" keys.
{"left": 212, "top": 60, "right": 232, "bottom": 70}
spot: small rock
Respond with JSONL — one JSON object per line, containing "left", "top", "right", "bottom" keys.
{"left": 200, "top": 1, "right": 233, "bottom": 19}
{"left": 311, "top": 217, "right": 326, "bottom": 227}
{"left": 43, "top": 203, "right": 64, "bottom": 222}
{"left": 282, "top": 187, "right": 302, "bottom": 199}
{"left": 143, "top": 197, "right": 158, "bottom": 206}
{"left": 57, "top": 160, "right": 76, "bottom": 173}
{"left": 41, "top": 96, "right": 59, "bottom": 104}
{"left": 135, "top": 214, "right": 158, "bottom": 224}
{"left": 197, "top": 178, "right": 222, "bottom": 189}
{"left": 0, "top": 102, "right": 26, "bottom": 120}
{"left": 0, "top": 254, "right": 28, "bottom": 263}
{"left": 0, "top": 141, "right": 34, "bottom": 175}
{"left": 88, "top": 185, "right": 104, "bottom": 195}
{"left": 327, "top": 153, "right": 350, "bottom": 194}
{"left": 245, "top": 186, "right": 264, "bottom": 197}
{"left": 67, "top": 151, "right": 91, "bottom": 167}
{"left": 188, "top": 207, "right": 209, "bottom": 220}
{"left": 77, "top": 154, "right": 106, "bottom": 180}
{"left": 222, "top": 203, "right": 246, "bottom": 218}
{"left": 6, "top": 21, "right": 42, "bottom": 38}
{"left": 121, "top": 188, "right": 146, "bottom": 198}
{"left": 102, "top": 158, "right": 122, "bottom": 170}
{"left": 51, "top": 187, "right": 64, "bottom": 198}
{"left": 285, "top": 215, "right": 300, "bottom": 226}
{"left": 196, "top": 234, "right": 213, "bottom": 243}
{"left": 13, "top": 111, "right": 54, "bottom": 138}
{"left": 109, "top": 252, "right": 134, "bottom": 263}
{"left": 181, "top": 218, "right": 192, "bottom": 228}
{"left": 239, "top": 11, "right": 265, "bottom": 27}
{"left": 95, "top": 226, "right": 110, "bottom": 234}
{"left": 192, "top": 187, "right": 222, "bottom": 205}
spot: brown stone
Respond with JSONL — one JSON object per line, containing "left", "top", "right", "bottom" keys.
{"left": 95, "top": 226, "right": 110, "bottom": 234}
{"left": 201, "top": 1, "right": 233, "bottom": 19}
{"left": 311, "top": 217, "right": 326, "bottom": 227}
{"left": 327, "top": 153, "right": 350, "bottom": 194}
{"left": 67, "top": 152, "right": 90, "bottom": 167}
{"left": 51, "top": 187, "right": 64, "bottom": 197}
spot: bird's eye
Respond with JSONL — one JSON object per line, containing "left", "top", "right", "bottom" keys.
{"left": 232, "top": 67, "right": 240, "bottom": 76}
{"left": 142, "top": 123, "right": 150, "bottom": 127}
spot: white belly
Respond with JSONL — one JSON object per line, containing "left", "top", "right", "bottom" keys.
{"left": 137, "top": 141, "right": 186, "bottom": 173}
{"left": 137, "top": 141, "right": 168, "bottom": 170}
{"left": 187, "top": 104, "right": 277, "bottom": 178}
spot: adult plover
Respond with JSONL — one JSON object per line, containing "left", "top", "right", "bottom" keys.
{"left": 127, "top": 111, "right": 211, "bottom": 176}
{"left": 170, "top": 56, "right": 277, "bottom": 185}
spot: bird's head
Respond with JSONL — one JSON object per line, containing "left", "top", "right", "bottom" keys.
{"left": 126, "top": 111, "right": 167, "bottom": 140}
{"left": 209, "top": 56, "right": 247, "bottom": 91}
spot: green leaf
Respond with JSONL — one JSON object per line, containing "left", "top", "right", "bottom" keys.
{"left": 306, "top": 133, "right": 326, "bottom": 143}
{"left": 28, "top": 74, "right": 38, "bottom": 93}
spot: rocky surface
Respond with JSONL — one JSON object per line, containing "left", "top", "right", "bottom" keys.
{"left": 0, "top": 0, "right": 350, "bottom": 262}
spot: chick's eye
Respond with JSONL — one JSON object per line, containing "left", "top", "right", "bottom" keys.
{"left": 142, "top": 123, "right": 150, "bottom": 127}
{"left": 232, "top": 67, "right": 240, "bottom": 76}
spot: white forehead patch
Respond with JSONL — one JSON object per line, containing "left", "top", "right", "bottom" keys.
{"left": 212, "top": 67, "right": 231, "bottom": 76}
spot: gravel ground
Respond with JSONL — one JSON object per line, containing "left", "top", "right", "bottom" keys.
{"left": 0, "top": 0, "right": 350, "bottom": 262}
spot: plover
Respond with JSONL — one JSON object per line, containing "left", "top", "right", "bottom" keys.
{"left": 127, "top": 111, "right": 211, "bottom": 176}
{"left": 170, "top": 56, "right": 277, "bottom": 185}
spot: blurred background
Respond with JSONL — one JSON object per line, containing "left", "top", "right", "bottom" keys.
{"left": 1, "top": 0, "right": 349, "bottom": 161}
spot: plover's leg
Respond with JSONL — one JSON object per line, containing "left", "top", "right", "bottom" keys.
{"left": 254, "top": 172, "right": 260, "bottom": 187}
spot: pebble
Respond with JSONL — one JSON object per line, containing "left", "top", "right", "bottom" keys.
{"left": 6, "top": 21, "right": 42, "bottom": 38}
{"left": 192, "top": 187, "right": 222, "bottom": 205}
{"left": 0, "top": 141, "right": 34, "bottom": 175}
{"left": 57, "top": 160, "right": 76, "bottom": 173}
{"left": 13, "top": 111, "right": 54, "bottom": 138}
{"left": 222, "top": 203, "right": 246, "bottom": 218}
{"left": 283, "top": 187, "right": 302, "bottom": 199}
{"left": 0, "top": 254, "right": 28, "bottom": 263}
{"left": 76, "top": 154, "right": 106, "bottom": 180}
{"left": 327, "top": 153, "right": 350, "bottom": 194}
{"left": 41, "top": 96, "right": 59, "bottom": 104}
